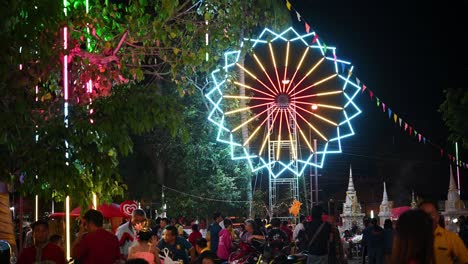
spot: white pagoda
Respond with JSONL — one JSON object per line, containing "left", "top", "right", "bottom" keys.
{"left": 340, "top": 165, "right": 365, "bottom": 231}
{"left": 442, "top": 165, "right": 468, "bottom": 232}
{"left": 410, "top": 190, "right": 417, "bottom": 209}
{"left": 378, "top": 182, "right": 392, "bottom": 226}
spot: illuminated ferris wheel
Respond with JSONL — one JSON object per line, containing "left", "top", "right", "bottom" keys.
{"left": 206, "top": 28, "right": 361, "bottom": 210}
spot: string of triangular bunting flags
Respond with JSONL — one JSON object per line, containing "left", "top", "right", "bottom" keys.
{"left": 284, "top": 0, "right": 468, "bottom": 170}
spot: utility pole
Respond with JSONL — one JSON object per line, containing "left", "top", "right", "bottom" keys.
{"left": 309, "top": 129, "right": 313, "bottom": 211}
{"left": 314, "top": 139, "right": 318, "bottom": 206}
{"left": 456, "top": 142, "right": 461, "bottom": 194}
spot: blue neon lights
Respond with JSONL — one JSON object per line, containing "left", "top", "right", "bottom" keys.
{"left": 206, "top": 27, "right": 361, "bottom": 177}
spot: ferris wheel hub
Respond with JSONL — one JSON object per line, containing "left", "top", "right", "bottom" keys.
{"left": 276, "top": 93, "right": 290, "bottom": 110}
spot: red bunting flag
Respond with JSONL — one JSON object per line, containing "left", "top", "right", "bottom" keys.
{"left": 312, "top": 34, "right": 319, "bottom": 44}
{"left": 404, "top": 123, "right": 408, "bottom": 131}
{"left": 382, "top": 103, "right": 386, "bottom": 112}
{"left": 362, "top": 84, "right": 367, "bottom": 93}
{"left": 409, "top": 126, "right": 413, "bottom": 135}
{"left": 369, "top": 90, "right": 374, "bottom": 100}
{"left": 440, "top": 149, "right": 444, "bottom": 157}
{"left": 305, "top": 23, "right": 310, "bottom": 33}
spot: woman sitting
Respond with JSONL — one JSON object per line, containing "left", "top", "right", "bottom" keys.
{"left": 128, "top": 222, "right": 161, "bottom": 264}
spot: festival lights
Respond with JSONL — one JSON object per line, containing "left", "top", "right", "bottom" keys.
{"left": 206, "top": 27, "right": 361, "bottom": 177}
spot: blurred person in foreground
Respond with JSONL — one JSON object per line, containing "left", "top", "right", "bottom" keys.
{"left": 391, "top": 209, "right": 434, "bottom": 264}
{"left": 17, "top": 220, "right": 66, "bottom": 264}
{"left": 194, "top": 238, "right": 218, "bottom": 264}
{"left": 419, "top": 200, "right": 468, "bottom": 264}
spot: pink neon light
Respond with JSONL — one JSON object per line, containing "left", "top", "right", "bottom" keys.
{"left": 63, "top": 27, "right": 68, "bottom": 100}
{"left": 87, "top": 80, "right": 93, "bottom": 93}
{"left": 35, "top": 85, "right": 39, "bottom": 102}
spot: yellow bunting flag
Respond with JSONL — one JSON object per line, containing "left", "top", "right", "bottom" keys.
{"left": 394, "top": 113, "right": 398, "bottom": 123}
{"left": 286, "top": 0, "right": 292, "bottom": 11}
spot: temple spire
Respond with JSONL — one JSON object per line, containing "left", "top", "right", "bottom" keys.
{"left": 378, "top": 181, "right": 392, "bottom": 225}
{"left": 341, "top": 164, "right": 364, "bottom": 231}
{"left": 347, "top": 164, "right": 355, "bottom": 191}
{"left": 411, "top": 190, "right": 417, "bottom": 209}
{"left": 382, "top": 182, "right": 388, "bottom": 203}
{"left": 449, "top": 165, "right": 458, "bottom": 192}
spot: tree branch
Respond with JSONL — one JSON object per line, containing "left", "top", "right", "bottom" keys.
{"left": 113, "top": 31, "right": 128, "bottom": 55}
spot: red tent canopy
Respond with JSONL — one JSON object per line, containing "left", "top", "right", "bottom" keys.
{"left": 49, "top": 203, "right": 128, "bottom": 218}
{"left": 392, "top": 206, "right": 412, "bottom": 218}
{"left": 49, "top": 212, "right": 80, "bottom": 218}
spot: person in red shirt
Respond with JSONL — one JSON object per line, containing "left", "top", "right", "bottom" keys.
{"left": 17, "top": 220, "right": 66, "bottom": 264}
{"left": 73, "top": 209, "right": 121, "bottom": 264}
{"left": 188, "top": 224, "right": 203, "bottom": 248}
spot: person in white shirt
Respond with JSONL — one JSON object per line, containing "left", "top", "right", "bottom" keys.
{"left": 115, "top": 209, "right": 146, "bottom": 259}
{"left": 293, "top": 215, "right": 306, "bottom": 241}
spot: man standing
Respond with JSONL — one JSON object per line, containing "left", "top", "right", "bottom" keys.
{"left": 17, "top": 220, "right": 66, "bottom": 264}
{"left": 304, "top": 206, "right": 331, "bottom": 264}
{"left": 367, "top": 218, "right": 385, "bottom": 264}
{"left": 293, "top": 215, "right": 306, "bottom": 242}
{"left": 361, "top": 218, "right": 372, "bottom": 264}
{"left": 73, "top": 209, "right": 120, "bottom": 264}
{"left": 420, "top": 201, "right": 468, "bottom": 264}
{"left": 206, "top": 212, "right": 222, "bottom": 254}
{"left": 158, "top": 226, "right": 195, "bottom": 264}
{"left": 115, "top": 208, "right": 146, "bottom": 259}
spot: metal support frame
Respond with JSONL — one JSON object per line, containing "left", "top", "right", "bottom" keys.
{"left": 267, "top": 103, "right": 300, "bottom": 216}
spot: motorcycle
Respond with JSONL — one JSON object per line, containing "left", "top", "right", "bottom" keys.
{"left": 228, "top": 239, "right": 265, "bottom": 264}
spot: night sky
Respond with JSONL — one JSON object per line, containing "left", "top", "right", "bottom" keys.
{"left": 288, "top": 0, "right": 468, "bottom": 206}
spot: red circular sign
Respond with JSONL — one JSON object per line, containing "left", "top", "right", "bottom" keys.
{"left": 120, "top": 200, "right": 138, "bottom": 217}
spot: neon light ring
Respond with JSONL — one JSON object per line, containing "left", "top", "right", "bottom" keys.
{"left": 206, "top": 27, "right": 361, "bottom": 178}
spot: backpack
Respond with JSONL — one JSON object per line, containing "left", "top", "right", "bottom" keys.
{"left": 297, "top": 222, "right": 327, "bottom": 252}
{"left": 296, "top": 228, "right": 309, "bottom": 251}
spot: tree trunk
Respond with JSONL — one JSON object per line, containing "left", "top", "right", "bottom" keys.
{"left": 0, "top": 182, "right": 16, "bottom": 249}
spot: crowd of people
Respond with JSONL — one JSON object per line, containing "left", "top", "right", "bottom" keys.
{"left": 337, "top": 201, "right": 468, "bottom": 264}
{"left": 13, "top": 200, "right": 468, "bottom": 264}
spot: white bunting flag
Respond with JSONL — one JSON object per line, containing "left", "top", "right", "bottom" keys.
{"left": 296, "top": 11, "right": 301, "bottom": 22}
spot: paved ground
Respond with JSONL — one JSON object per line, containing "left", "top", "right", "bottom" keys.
{"left": 348, "top": 259, "right": 362, "bottom": 264}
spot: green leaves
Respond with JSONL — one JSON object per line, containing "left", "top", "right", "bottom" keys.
{"left": 440, "top": 88, "right": 468, "bottom": 148}
{"left": 0, "top": 0, "right": 291, "bottom": 212}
